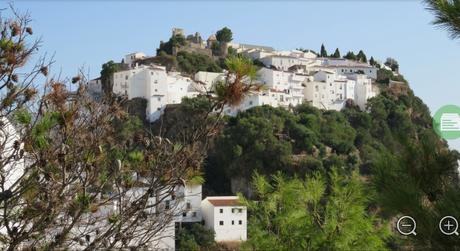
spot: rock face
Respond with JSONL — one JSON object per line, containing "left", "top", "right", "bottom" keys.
{"left": 231, "top": 177, "right": 254, "bottom": 198}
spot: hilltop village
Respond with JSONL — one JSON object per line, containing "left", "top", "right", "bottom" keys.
{"left": 88, "top": 28, "right": 401, "bottom": 123}
{"left": 83, "top": 28, "right": 405, "bottom": 249}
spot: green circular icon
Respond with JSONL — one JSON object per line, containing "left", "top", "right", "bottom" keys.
{"left": 433, "top": 105, "right": 460, "bottom": 140}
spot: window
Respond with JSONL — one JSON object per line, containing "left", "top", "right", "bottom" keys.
{"left": 192, "top": 212, "right": 197, "bottom": 217}
{"left": 239, "top": 220, "right": 242, "bottom": 225}
{"left": 154, "top": 80, "right": 158, "bottom": 84}
{"left": 219, "top": 221, "right": 224, "bottom": 226}
{"left": 220, "top": 209, "right": 223, "bottom": 213}
{"left": 165, "top": 200, "right": 170, "bottom": 210}
{"left": 182, "top": 212, "right": 187, "bottom": 217}
{"left": 232, "top": 220, "right": 235, "bottom": 225}
{"left": 157, "top": 108, "right": 161, "bottom": 111}
{"left": 186, "top": 202, "right": 191, "bottom": 210}
{"left": 249, "top": 101, "right": 253, "bottom": 105}
{"left": 157, "top": 97, "right": 161, "bottom": 101}
{"left": 238, "top": 209, "right": 243, "bottom": 213}
{"left": 125, "top": 75, "right": 128, "bottom": 80}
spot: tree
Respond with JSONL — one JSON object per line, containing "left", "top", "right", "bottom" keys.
{"left": 426, "top": 0, "right": 460, "bottom": 39}
{"left": 157, "top": 34, "right": 187, "bottom": 55}
{"left": 356, "top": 50, "right": 367, "bottom": 63}
{"left": 242, "top": 170, "right": 389, "bottom": 251}
{"left": 369, "top": 56, "right": 376, "bottom": 66}
{"left": 320, "top": 43, "right": 328, "bottom": 57}
{"left": 343, "top": 51, "right": 356, "bottom": 60}
{"left": 100, "top": 60, "right": 120, "bottom": 96}
{"left": 0, "top": 8, "right": 256, "bottom": 249}
{"left": 176, "top": 223, "right": 215, "bottom": 251}
{"left": 384, "top": 57, "right": 399, "bottom": 72}
{"left": 215, "top": 27, "right": 233, "bottom": 43}
{"left": 332, "top": 48, "right": 340, "bottom": 58}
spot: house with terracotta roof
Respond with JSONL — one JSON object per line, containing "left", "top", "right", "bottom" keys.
{"left": 201, "top": 196, "right": 247, "bottom": 242}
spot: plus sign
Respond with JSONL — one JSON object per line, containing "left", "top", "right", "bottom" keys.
{"left": 444, "top": 220, "right": 454, "bottom": 230}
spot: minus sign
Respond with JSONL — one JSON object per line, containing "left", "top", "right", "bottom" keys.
{"left": 401, "top": 224, "right": 412, "bottom": 227}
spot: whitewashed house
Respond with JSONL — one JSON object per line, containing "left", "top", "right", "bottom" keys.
{"left": 349, "top": 74, "right": 378, "bottom": 110}
{"left": 258, "top": 67, "right": 305, "bottom": 107}
{"left": 304, "top": 70, "right": 355, "bottom": 110}
{"left": 201, "top": 196, "right": 247, "bottom": 242}
{"left": 113, "top": 64, "right": 200, "bottom": 122}
{"left": 259, "top": 55, "right": 316, "bottom": 71}
{"left": 194, "top": 71, "right": 225, "bottom": 92}
{"left": 223, "top": 91, "right": 279, "bottom": 116}
{"left": 314, "top": 58, "right": 378, "bottom": 79}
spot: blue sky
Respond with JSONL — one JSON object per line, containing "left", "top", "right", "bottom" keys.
{"left": 12, "top": 0, "right": 460, "bottom": 151}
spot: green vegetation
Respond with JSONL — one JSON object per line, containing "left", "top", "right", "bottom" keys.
{"left": 320, "top": 43, "right": 328, "bottom": 57}
{"left": 356, "top": 50, "right": 367, "bottom": 63}
{"left": 331, "top": 48, "right": 341, "bottom": 58}
{"left": 343, "top": 51, "right": 356, "bottom": 60}
{"left": 426, "top": 0, "right": 460, "bottom": 40}
{"left": 384, "top": 57, "right": 399, "bottom": 72}
{"left": 216, "top": 27, "right": 233, "bottom": 43}
{"left": 242, "top": 170, "right": 389, "bottom": 250}
{"left": 100, "top": 60, "right": 120, "bottom": 95}
{"left": 176, "top": 224, "right": 216, "bottom": 251}
{"left": 157, "top": 34, "right": 187, "bottom": 55}
{"left": 176, "top": 51, "right": 222, "bottom": 74}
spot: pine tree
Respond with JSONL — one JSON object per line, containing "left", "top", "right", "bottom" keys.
{"left": 332, "top": 48, "right": 341, "bottom": 58}
{"left": 356, "top": 50, "right": 367, "bottom": 63}
{"left": 343, "top": 51, "right": 356, "bottom": 60}
{"left": 320, "top": 43, "right": 328, "bottom": 57}
{"left": 369, "top": 56, "right": 376, "bottom": 66}
{"left": 242, "top": 170, "right": 389, "bottom": 251}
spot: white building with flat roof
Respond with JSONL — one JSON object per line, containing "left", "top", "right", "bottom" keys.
{"left": 201, "top": 196, "right": 247, "bottom": 242}
{"left": 304, "top": 70, "right": 376, "bottom": 111}
{"left": 258, "top": 67, "right": 306, "bottom": 107}
{"left": 314, "top": 58, "right": 378, "bottom": 79}
{"left": 113, "top": 65, "right": 200, "bottom": 122}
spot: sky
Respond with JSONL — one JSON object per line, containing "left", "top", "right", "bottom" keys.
{"left": 11, "top": 0, "right": 460, "bottom": 151}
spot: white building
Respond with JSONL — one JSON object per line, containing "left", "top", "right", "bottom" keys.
{"left": 113, "top": 64, "right": 200, "bottom": 122}
{"left": 194, "top": 71, "right": 225, "bottom": 92}
{"left": 259, "top": 55, "right": 316, "bottom": 71}
{"left": 314, "top": 58, "right": 378, "bottom": 79}
{"left": 258, "top": 67, "right": 306, "bottom": 107}
{"left": 304, "top": 70, "right": 376, "bottom": 111}
{"left": 349, "top": 74, "right": 378, "bottom": 110}
{"left": 201, "top": 196, "right": 247, "bottom": 242}
{"left": 124, "top": 52, "right": 146, "bottom": 68}
{"left": 223, "top": 91, "right": 279, "bottom": 116}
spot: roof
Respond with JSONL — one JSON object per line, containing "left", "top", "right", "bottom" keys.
{"left": 206, "top": 197, "right": 243, "bottom": 207}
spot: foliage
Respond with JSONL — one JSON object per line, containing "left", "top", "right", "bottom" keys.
{"left": 176, "top": 223, "right": 215, "bottom": 251}
{"left": 376, "top": 68, "right": 407, "bottom": 84}
{"left": 384, "top": 57, "right": 399, "bottom": 72}
{"left": 343, "top": 51, "right": 356, "bottom": 60}
{"left": 176, "top": 51, "right": 222, "bottom": 74}
{"left": 242, "top": 170, "right": 389, "bottom": 251}
{"left": 320, "top": 43, "right": 328, "bottom": 57}
{"left": 331, "top": 48, "right": 340, "bottom": 58}
{"left": 213, "top": 56, "right": 260, "bottom": 106}
{"left": 216, "top": 27, "right": 233, "bottom": 43}
{"left": 426, "top": 0, "right": 460, "bottom": 39}
{"left": 157, "top": 34, "right": 187, "bottom": 55}
{"left": 356, "top": 50, "right": 367, "bottom": 63}
{"left": 100, "top": 60, "right": 120, "bottom": 96}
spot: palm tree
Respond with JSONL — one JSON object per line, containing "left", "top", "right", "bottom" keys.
{"left": 426, "top": 0, "right": 460, "bottom": 39}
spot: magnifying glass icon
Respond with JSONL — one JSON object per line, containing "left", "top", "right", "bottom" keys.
{"left": 397, "top": 216, "right": 417, "bottom": 236}
{"left": 439, "top": 216, "right": 459, "bottom": 236}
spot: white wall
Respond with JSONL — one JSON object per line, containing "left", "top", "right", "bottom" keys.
{"left": 201, "top": 197, "right": 247, "bottom": 242}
